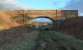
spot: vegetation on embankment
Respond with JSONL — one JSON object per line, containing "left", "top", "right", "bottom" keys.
{"left": 34, "top": 31, "right": 83, "bottom": 50}
{"left": 0, "top": 26, "right": 83, "bottom": 50}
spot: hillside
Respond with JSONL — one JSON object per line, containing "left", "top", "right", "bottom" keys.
{"left": 0, "top": 26, "right": 82, "bottom": 50}
{"left": 0, "top": 26, "right": 39, "bottom": 50}
{"left": 0, "top": 11, "right": 21, "bottom": 30}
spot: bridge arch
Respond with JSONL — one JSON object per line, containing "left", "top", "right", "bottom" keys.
{"left": 30, "top": 16, "right": 56, "bottom": 30}
{"left": 33, "top": 16, "right": 56, "bottom": 24}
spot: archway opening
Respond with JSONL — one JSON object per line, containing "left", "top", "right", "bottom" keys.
{"left": 30, "top": 16, "right": 55, "bottom": 30}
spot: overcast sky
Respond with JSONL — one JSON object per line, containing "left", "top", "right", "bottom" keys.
{"left": 0, "top": 0, "right": 83, "bottom": 16}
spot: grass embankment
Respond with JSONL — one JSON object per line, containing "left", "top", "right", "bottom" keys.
{"left": 0, "top": 26, "right": 83, "bottom": 50}
{"left": 34, "top": 31, "right": 83, "bottom": 50}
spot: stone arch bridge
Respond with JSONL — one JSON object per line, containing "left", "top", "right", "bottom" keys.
{"left": 9, "top": 10, "right": 66, "bottom": 21}
{"left": 9, "top": 10, "right": 78, "bottom": 22}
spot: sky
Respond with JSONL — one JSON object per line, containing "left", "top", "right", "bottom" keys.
{"left": 0, "top": 0, "right": 83, "bottom": 16}
{"left": 16, "top": 0, "right": 83, "bottom": 16}
{"left": 32, "top": 18, "right": 53, "bottom": 23}
{"left": 16, "top": 0, "right": 71, "bottom": 10}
